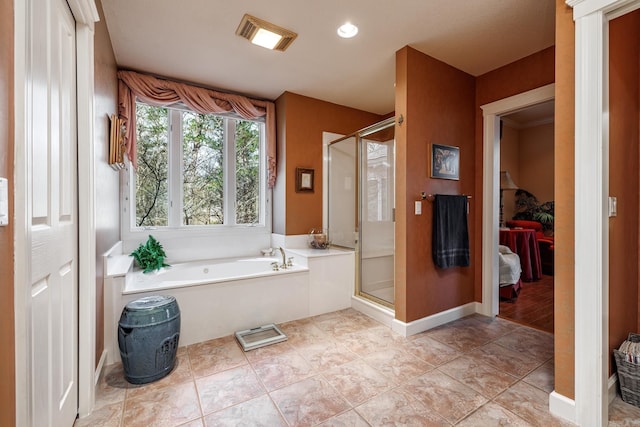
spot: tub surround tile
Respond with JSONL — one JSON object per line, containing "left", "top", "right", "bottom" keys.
{"left": 522, "top": 359, "right": 554, "bottom": 393}
{"left": 322, "top": 359, "right": 395, "bottom": 406}
{"left": 403, "top": 369, "right": 488, "bottom": 424}
{"left": 252, "top": 351, "right": 317, "bottom": 391}
{"left": 195, "top": 365, "right": 265, "bottom": 415}
{"left": 467, "top": 342, "right": 543, "bottom": 378}
{"left": 438, "top": 355, "right": 519, "bottom": 398}
{"left": 355, "top": 387, "right": 449, "bottom": 426}
{"left": 494, "top": 381, "right": 575, "bottom": 427}
{"left": 270, "top": 376, "right": 351, "bottom": 426}
{"left": 203, "top": 395, "right": 286, "bottom": 427}
{"left": 457, "top": 402, "right": 533, "bottom": 426}
{"left": 122, "top": 381, "right": 201, "bottom": 427}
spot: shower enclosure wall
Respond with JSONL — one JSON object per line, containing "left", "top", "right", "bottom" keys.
{"left": 327, "top": 117, "right": 395, "bottom": 308}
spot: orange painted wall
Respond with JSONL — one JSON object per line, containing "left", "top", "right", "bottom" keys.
{"left": 395, "top": 46, "right": 476, "bottom": 322}
{"left": 609, "top": 10, "right": 640, "bottom": 373}
{"left": 0, "top": 0, "right": 15, "bottom": 423}
{"left": 554, "top": 0, "right": 576, "bottom": 399}
{"left": 474, "top": 46, "right": 555, "bottom": 301}
{"left": 274, "top": 92, "right": 385, "bottom": 235}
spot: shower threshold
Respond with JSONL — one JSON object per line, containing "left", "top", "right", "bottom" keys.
{"left": 235, "top": 324, "right": 287, "bottom": 351}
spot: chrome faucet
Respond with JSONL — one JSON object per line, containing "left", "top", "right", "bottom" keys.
{"left": 278, "top": 247, "right": 286, "bottom": 268}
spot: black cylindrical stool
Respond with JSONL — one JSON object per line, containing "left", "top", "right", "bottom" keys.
{"left": 118, "top": 295, "right": 181, "bottom": 384}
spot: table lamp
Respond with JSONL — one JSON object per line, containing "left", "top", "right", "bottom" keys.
{"left": 500, "top": 170, "right": 518, "bottom": 228}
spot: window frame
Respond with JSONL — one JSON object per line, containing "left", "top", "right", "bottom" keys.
{"left": 120, "top": 103, "right": 271, "bottom": 247}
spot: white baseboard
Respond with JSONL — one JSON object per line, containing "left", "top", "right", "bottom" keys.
{"left": 351, "top": 296, "right": 395, "bottom": 328}
{"left": 95, "top": 349, "right": 108, "bottom": 386}
{"left": 549, "top": 391, "right": 576, "bottom": 424}
{"left": 609, "top": 373, "right": 618, "bottom": 404}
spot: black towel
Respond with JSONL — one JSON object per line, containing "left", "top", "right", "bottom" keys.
{"left": 432, "top": 194, "right": 470, "bottom": 268}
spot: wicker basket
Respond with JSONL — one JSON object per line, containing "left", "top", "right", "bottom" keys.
{"left": 614, "top": 333, "right": 640, "bottom": 408}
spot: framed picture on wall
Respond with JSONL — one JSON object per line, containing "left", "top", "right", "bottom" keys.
{"left": 430, "top": 143, "right": 460, "bottom": 180}
{"left": 296, "top": 168, "right": 314, "bottom": 192}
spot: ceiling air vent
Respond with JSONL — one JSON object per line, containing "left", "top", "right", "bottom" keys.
{"left": 235, "top": 14, "right": 297, "bottom": 52}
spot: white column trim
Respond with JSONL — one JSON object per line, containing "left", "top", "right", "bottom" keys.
{"left": 479, "top": 84, "right": 555, "bottom": 317}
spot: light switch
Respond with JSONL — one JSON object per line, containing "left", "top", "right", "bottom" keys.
{"left": 609, "top": 196, "right": 617, "bottom": 217}
{"left": 0, "top": 177, "right": 7, "bottom": 226}
{"left": 415, "top": 200, "right": 422, "bottom": 215}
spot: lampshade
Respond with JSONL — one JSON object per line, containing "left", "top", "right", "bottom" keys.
{"left": 500, "top": 171, "right": 518, "bottom": 190}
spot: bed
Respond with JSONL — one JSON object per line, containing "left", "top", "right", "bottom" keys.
{"left": 499, "top": 244, "right": 522, "bottom": 299}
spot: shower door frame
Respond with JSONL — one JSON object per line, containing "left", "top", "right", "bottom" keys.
{"left": 327, "top": 117, "right": 396, "bottom": 309}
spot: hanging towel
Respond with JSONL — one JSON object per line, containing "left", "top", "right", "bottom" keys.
{"left": 432, "top": 194, "right": 470, "bottom": 268}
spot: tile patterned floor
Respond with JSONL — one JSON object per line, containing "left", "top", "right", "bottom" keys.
{"left": 75, "top": 309, "right": 640, "bottom": 426}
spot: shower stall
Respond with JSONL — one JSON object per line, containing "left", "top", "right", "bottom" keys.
{"left": 327, "top": 117, "right": 395, "bottom": 308}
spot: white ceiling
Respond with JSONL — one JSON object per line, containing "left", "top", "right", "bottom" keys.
{"left": 101, "top": 0, "right": 556, "bottom": 115}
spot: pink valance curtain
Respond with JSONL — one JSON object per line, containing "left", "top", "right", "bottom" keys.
{"left": 117, "top": 70, "right": 277, "bottom": 188}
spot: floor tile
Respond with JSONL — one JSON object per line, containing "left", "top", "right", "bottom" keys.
{"left": 95, "top": 363, "right": 128, "bottom": 409}
{"left": 426, "top": 321, "right": 495, "bottom": 352}
{"left": 362, "top": 347, "right": 432, "bottom": 384}
{"left": 316, "top": 409, "right": 370, "bottom": 427}
{"left": 438, "top": 354, "right": 518, "bottom": 398}
{"left": 522, "top": 359, "right": 554, "bottom": 393}
{"left": 322, "top": 359, "right": 395, "bottom": 406}
{"left": 457, "top": 401, "right": 533, "bottom": 426}
{"left": 609, "top": 396, "right": 640, "bottom": 426}
{"left": 494, "top": 381, "right": 575, "bottom": 426}
{"left": 126, "top": 351, "right": 193, "bottom": 400}
{"left": 122, "top": 381, "right": 201, "bottom": 427}
{"left": 467, "top": 342, "right": 543, "bottom": 378}
{"left": 493, "top": 327, "right": 554, "bottom": 362}
{"left": 403, "top": 369, "right": 488, "bottom": 424}
{"left": 74, "top": 402, "right": 123, "bottom": 427}
{"left": 241, "top": 340, "right": 297, "bottom": 364}
{"left": 270, "top": 376, "right": 351, "bottom": 426}
{"left": 187, "top": 337, "right": 247, "bottom": 378}
{"left": 177, "top": 419, "right": 204, "bottom": 427}
{"left": 195, "top": 365, "right": 265, "bottom": 415}
{"left": 279, "top": 320, "right": 332, "bottom": 347}
{"left": 403, "top": 333, "right": 462, "bottom": 367}
{"left": 355, "top": 387, "right": 448, "bottom": 426}
{"left": 251, "top": 350, "right": 317, "bottom": 391}
{"left": 202, "top": 395, "right": 287, "bottom": 427}
{"left": 295, "top": 339, "right": 358, "bottom": 371}
{"left": 338, "top": 325, "right": 401, "bottom": 356}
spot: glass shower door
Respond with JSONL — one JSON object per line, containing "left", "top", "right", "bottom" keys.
{"left": 359, "top": 126, "right": 395, "bottom": 306}
{"left": 328, "top": 136, "right": 357, "bottom": 250}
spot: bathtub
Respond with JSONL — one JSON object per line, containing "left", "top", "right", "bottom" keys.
{"left": 124, "top": 256, "right": 307, "bottom": 294}
{"left": 104, "top": 249, "right": 354, "bottom": 365}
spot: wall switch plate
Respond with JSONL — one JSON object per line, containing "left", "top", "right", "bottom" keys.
{"left": 0, "top": 177, "right": 7, "bottom": 226}
{"left": 609, "top": 196, "right": 617, "bottom": 217}
{"left": 415, "top": 200, "right": 422, "bottom": 215}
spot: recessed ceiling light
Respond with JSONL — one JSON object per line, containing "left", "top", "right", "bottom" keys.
{"left": 236, "top": 14, "right": 297, "bottom": 51}
{"left": 337, "top": 22, "right": 358, "bottom": 38}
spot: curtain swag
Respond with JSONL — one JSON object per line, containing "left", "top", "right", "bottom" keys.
{"left": 117, "top": 70, "right": 277, "bottom": 188}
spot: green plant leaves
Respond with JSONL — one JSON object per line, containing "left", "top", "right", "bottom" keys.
{"left": 130, "top": 235, "right": 170, "bottom": 273}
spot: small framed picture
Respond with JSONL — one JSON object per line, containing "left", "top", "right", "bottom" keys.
{"left": 296, "top": 168, "right": 314, "bottom": 192}
{"left": 430, "top": 143, "right": 460, "bottom": 180}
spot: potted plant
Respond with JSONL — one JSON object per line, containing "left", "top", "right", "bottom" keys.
{"left": 130, "top": 235, "right": 170, "bottom": 273}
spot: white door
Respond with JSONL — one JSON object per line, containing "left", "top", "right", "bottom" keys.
{"left": 27, "top": 0, "right": 78, "bottom": 425}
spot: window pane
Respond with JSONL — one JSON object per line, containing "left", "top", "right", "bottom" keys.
{"left": 235, "top": 120, "right": 260, "bottom": 224}
{"left": 135, "top": 103, "right": 169, "bottom": 227}
{"left": 182, "top": 111, "right": 224, "bottom": 225}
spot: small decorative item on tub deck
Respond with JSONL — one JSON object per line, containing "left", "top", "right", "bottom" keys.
{"left": 130, "top": 235, "right": 170, "bottom": 273}
{"left": 308, "top": 228, "right": 330, "bottom": 249}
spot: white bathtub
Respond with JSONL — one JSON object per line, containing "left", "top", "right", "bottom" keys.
{"left": 124, "top": 256, "right": 307, "bottom": 294}
{"left": 104, "top": 249, "right": 354, "bottom": 365}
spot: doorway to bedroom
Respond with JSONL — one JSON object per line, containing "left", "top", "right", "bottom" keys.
{"left": 497, "top": 100, "right": 555, "bottom": 333}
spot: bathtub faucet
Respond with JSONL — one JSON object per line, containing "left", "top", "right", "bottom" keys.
{"left": 278, "top": 247, "right": 287, "bottom": 269}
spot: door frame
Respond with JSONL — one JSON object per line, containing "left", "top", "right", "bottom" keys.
{"left": 479, "top": 83, "right": 555, "bottom": 319}
{"left": 13, "top": 0, "right": 99, "bottom": 423}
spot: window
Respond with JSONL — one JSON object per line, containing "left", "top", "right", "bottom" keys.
{"left": 127, "top": 102, "right": 266, "bottom": 231}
